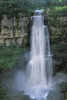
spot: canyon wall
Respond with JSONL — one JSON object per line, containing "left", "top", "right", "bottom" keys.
{"left": 0, "top": 15, "right": 29, "bottom": 46}
{"left": 47, "top": 9, "right": 67, "bottom": 43}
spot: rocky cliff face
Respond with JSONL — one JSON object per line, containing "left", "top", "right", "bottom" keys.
{"left": 46, "top": 8, "right": 67, "bottom": 43}
{"left": 0, "top": 15, "right": 29, "bottom": 46}
{"left": 48, "top": 16, "right": 67, "bottom": 42}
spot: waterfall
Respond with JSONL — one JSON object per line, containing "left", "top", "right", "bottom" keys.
{"left": 26, "top": 10, "right": 52, "bottom": 98}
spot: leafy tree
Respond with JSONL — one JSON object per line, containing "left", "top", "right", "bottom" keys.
{"left": 0, "top": 0, "right": 34, "bottom": 19}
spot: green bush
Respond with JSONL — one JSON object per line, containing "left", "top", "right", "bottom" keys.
{"left": 11, "top": 25, "right": 22, "bottom": 30}
{"left": 53, "top": 43, "right": 67, "bottom": 59}
{"left": 48, "top": 6, "right": 67, "bottom": 18}
{"left": 0, "top": 0, "right": 34, "bottom": 20}
{"left": 0, "top": 44, "right": 24, "bottom": 72}
{"left": 54, "top": 6, "right": 67, "bottom": 11}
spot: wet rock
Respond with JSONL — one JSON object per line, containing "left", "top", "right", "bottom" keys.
{"left": 59, "top": 82, "right": 67, "bottom": 94}
{"left": 54, "top": 59, "right": 67, "bottom": 73}
{"left": 0, "top": 83, "right": 32, "bottom": 100}
{"left": 15, "top": 51, "right": 30, "bottom": 70}
{"left": 47, "top": 90, "right": 64, "bottom": 100}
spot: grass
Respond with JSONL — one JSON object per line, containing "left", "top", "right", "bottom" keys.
{"left": 0, "top": 43, "right": 24, "bottom": 72}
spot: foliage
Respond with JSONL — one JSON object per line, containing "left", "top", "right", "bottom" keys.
{"left": 65, "top": 92, "right": 67, "bottom": 100}
{"left": 53, "top": 43, "right": 67, "bottom": 59}
{"left": 0, "top": 0, "right": 67, "bottom": 19}
{"left": 11, "top": 25, "right": 22, "bottom": 30}
{"left": 29, "top": 0, "right": 67, "bottom": 9}
{"left": 0, "top": 84, "right": 6, "bottom": 100}
{"left": 47, "top": 5, "right": 67, "bottom": 43}
{"left": 0, "top": 0, "right": 67, "bottom": 17}
{"left": 54, "top": 6, "right": 67, "bottom": 10}
{"left": 0, "top": 43, "right": 24, "bottom": 72}
{"left": 50, "top": 27, "right": 66, "bottom": 43}
{"left": 47, "top": 6, "right": 67, "bottom": 17}
{"left": 0, "top": 0, "right": 34, "bottom": 19}
{"left": 59, "top": 82, "right": 67, "bottom": 100}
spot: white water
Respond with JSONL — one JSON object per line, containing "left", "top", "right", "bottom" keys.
{"left": 26, "top": 10, "right": 53, "bottom": 99}
{"left": 12, "top": 10, "right": 67, "bottom": 99}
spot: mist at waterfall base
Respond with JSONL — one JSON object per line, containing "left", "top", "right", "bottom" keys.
{"left": 15, "top": 10, "right": 52, "bottom": 99}
{"left": 13, "top": 10, "right": 66, "bottom": 100}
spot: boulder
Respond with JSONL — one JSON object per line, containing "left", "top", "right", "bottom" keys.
{"left": 9, "top": 29, "right": 14, "bottom": 38}
{"left": 0, "top": 39, "right": 4, "bottom": 45}
{"left": 1, "top": 28, "right": 9, "bottom": 38}
{"left": 16, "top": 38, "right": 23, "bottom": 45}
{"left": 47, "top": 90, "right": 64, "bottom": 100}
{"left": 1, "top": 15, "right": 8, "bottom": 27}
{"left": 15, "top": 29, "right": 20, "bottom": 38}
{"left": 5, "top": 39, "right": 10, "bottom": 46}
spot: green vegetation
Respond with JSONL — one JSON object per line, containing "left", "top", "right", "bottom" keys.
{"left": 53, "top": 43, "right": 67, "bottom": 73}
{"left": 0, "top": 0, "right": 34, "bottom": 34}
{"left": 50, "top": 27, "right": 66, "bottom": 43}
{"left": 11, "top": 25, "right": 22, "bottom": 30}
{"left": 29, "top": 0, "right": 67, "bottom": 9}
{"left": 0, "top": 44, "right": 24, "bottom": 72}
{"left": 47, "top": 5, "right": 67, "bottom": 43}
{"left": 59, "top": 82, "right": 67, "bottom": 100}
{"left": 0, "top": 0, "right": 34, "bottom": 20}
{"left": 53, "top": 43, "right": 67, "bottom": 59}
{"left": 65, "top": 98, "right": 67, "bottom": 100}
{"left": 65, "top": 92, "right": 67, "bottom": 100}
{"left": 0, "top": 83, "right": 30, "bottom": 100}
{"left": 54, "top": 6, "right": 67, "bottom": 10}
{"left": 47, "top": 6, "right": 67, "bottom": 17}
{"left": 0, "top": 0, "right": 67, "bottom": 20}
{"left": 0, "top": 84, "right": 6, "bottom": 100}
{"left": 0, "top": 0, "right": 67, "bottom": 19}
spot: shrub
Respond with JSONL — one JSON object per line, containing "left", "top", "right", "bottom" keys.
{"left": 0, "top": 44, "right": 24, "bottom": 72}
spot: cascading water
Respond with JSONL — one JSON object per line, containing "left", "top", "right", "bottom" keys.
{"left": 26, "top": 10, "right": 52, "bottom": 99}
